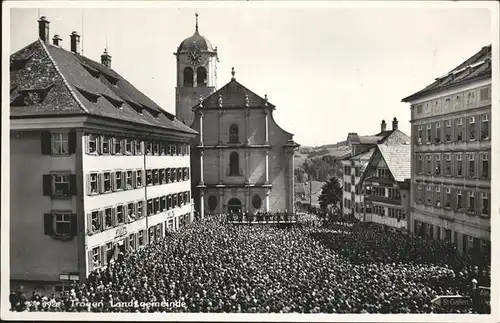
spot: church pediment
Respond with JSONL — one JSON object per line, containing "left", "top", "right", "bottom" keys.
{"left": 197, "top": 79, "right": 276, "bottom": 110}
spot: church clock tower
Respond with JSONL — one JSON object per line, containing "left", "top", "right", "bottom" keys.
{"left": 175, "top": 13, "right": 218, "bottom": 126}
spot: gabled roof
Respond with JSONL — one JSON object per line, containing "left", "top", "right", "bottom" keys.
{"left": 194, "top": 78, "right": 276, "bottom": 110}
{"left": 402, "top": 45, "right": 492, "bottom": 102}
{"left": 376, "top": 143, "right": 411, "bottom": 182}
{"left": 10, "top": 39, "right": 197, "bottom": 135}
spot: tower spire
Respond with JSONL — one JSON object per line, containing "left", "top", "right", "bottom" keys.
{"left": 195, "top": 12, "right": 199, "bottom": 32}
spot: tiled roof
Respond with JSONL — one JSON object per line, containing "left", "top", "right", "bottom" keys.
{"left": 10, "top": 39, "right": 197, "bottom": 135}
{"left": 377, "top": 143, "right": 411, "bottom": 182}
{"left": 402, "top": 45, "right": 492, "bottom": 102}
{"left": 359, "top": 135, "right": 384, "bottom": 144}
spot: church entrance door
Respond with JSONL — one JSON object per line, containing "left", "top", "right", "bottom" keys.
{"left": 227, "top": 198, "right": 242, "bottom": 214}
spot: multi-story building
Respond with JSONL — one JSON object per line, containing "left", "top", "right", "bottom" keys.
{"left": 341, "top": 118, "right": 409, "bottom": 219}
{"left": 357, "top": 143, "right": 412, "bottom": 232}
{"left": 402, "top": 45, "right": 491, "bottom": 257}
{"left": 10, "top": 16, "right": 197, "bottom": 292}
{"left": 174, "top": 16, "right": 299, "bottom": 217}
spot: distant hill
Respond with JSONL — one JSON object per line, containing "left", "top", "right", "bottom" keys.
{"left": 293, "top": 139, "right": 348, "bottom": 185}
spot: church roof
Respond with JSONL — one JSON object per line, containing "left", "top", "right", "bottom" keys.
{"left": 177, "top": 30, "right": 215, "bottom": 53}
{"left": 177, "top": 14, "right": 215, "bottom": 53}
{"left": 195, "top": 74, "right": 277, "bottom": 110}
{"left": 402, "top": 45, "right": 492, "bottom": 102}
{"left": 10, "top": 38, "right": 197, "bottom": 135}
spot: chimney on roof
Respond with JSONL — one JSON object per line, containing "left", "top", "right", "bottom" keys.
{"left": 52, "top": 34, "right": 62, "bottom": 47}
{"left": 392, "top": 117, "right": 399, "bottom": 130}
{"left": 101, "top": 49, "right": 112, "bottom": 68}
{"left": 38, "top": 16, "right": 50, "bottom": 43}
{"left": 70, "top": 31, "right": 81, "bottom": 54}
{"left": 381, "top": 120, "right": 387, "bottom": 132}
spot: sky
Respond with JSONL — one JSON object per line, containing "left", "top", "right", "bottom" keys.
{"left": 8, "top": 2, "right": 494, "bottom": 147}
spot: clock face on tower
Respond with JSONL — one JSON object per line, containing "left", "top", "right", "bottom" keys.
{"left": 187, "top": 50, "right": 202, "bottom": 65}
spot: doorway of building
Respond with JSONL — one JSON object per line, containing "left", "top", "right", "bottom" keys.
{"left": 227, "top": 198, "right": 242, "bottom": 214}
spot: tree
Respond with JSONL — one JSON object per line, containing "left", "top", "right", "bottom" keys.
{"left": 318, "top": 176, "right": 342, "bottom": 211}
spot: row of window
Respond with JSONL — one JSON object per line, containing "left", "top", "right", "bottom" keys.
{"left": 414, "top": 220, "right": 490, "bottom": 254}
{"left": 86, "top": 168, "right": 190, "bottom": 195}
{"left": 87, "top": 191, "right": 191, "bottom": 234}
{"left": 89, "top": 213, "right": 191, "bottom": 270}
{"left": 368, "top": 187, "right": 401, "bottom": 200}
{"left": 415, "top": 185, "right": 490, "bottom": 216}
{"left": 415, "top": 113, "right": 490, "bottom": 146}
{"left": 40, "top": 131, "right": 190, "bottom": 157}
{"left": 414, "top": 86, "right": 491, "bottom": 115}
{"left": 86, "top": 134, "right": 190, "bottom": 157}
{"left": 416, "top": 151, "right": 490, "bottom": 179}
{"left": 343, "top": 166, "right": 361, "bottom": 177}
{"left": 372, "top": 205, "right": 406, "bottom": 220}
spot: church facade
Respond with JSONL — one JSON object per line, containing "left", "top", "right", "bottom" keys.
{"left": 174, "top": 16, "right": 300, "bottom": 217}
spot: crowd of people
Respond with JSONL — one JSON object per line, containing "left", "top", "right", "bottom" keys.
{"left": 10, "top": 213, "right": 490, "bottom": 314}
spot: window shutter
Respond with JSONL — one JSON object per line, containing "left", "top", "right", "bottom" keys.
{"left": 86, "top": 174, "right": 91, "bottom": 196}
{"left": 112, "top": 206, "right": 117, "bottom": 227}
{"left": 99, "top": 135, "right": 104, "bottom": 155}
{"left": 68, "top": 131, "right": 77, "bottom": 154}
{"left": 41, "top": 131, "right": 52, "bottom": 155}
{"left": 125, "top": 236, "right": 130, "bottom": 251}
{"left": 70, "top": 213, "right": 78, "bottom": 236}
{"left": 87, "top": 213, "right": 93, "bottom": 233}
{"left": 135, "top": 232, "right": 139, "bottom": 249}
{"left": 132, "top": 170, "right": 137, "bottom": 188}
{"left": 43, "top": 174, "right": 53, "bottom": 196}
{"left": 96, "top": 135, "right": 101, "bottom": 155}
{"left": 142, "top": 170, "right": 146, "bottom": 186}
{"left": 100, "top": 245, "right": 107, "bottom": 266}
{"left": 110, "top": 138, "right": 116, "bottom": 155}
{"left": 488, "top": 192, "right": 491, "bottom": 217}
{"left": 98, "top": 210, "right": 104, "bottom": 230}
{"left": 475, "top": 191, "right": 480, "bottom": 216}
{"left": 44, "top": 213, "right": 54, "bottom": 235}
{"left": 84, "top": 134, "right": 90, "bottom": 154}
{"left": 98, "top": 173, "right": 104, "bottom": 193}
{"left": 111, "top": 172, "right": 116, "bottom": 191}
{"left": 131, "top": 140, "right": 136, "bottom": 155}
{"left": 88, "top": 250, "right": 93, "bottom": 272}
{"left": 70, "top": 174, "right": 77, "bottom": 196}
{"left": 124, "top": 204, "right": 129, "bottom": 223}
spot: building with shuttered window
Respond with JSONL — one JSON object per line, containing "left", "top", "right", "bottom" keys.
{"left": 10, "top": 16, "right": 197, "bottom": 292}
{"left": 402, "top": 45, "right": 491, "bottom": 257}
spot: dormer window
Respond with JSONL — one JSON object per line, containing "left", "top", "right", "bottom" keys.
{"left": 103, "top": 94, "right": 123, "bottom": 109}
{"left": 76, "top": 87, "right": 99, "bottom": 104}
{"left": 11, "top": 86, "right": 53, "bottom": 106}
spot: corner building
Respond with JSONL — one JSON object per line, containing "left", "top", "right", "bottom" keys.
{"left": 402, "top": 45, "right": 491, "bottom": 258}
{"left": 10, "top": 17, "right": 197, "bottom": 292}
{"left": 175, "top": 18, "right": 300, "bottom": 217}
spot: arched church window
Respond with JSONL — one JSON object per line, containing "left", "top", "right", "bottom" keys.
{"left": 183, "top": 67, "right": 194, "bottom": 87}
{"left": 197, "top": 67, "right": 207, "bottom": 86}
{"left": 229, "top": 152, "right": 239, "bottom": 176}
{"left": 229, "top": 124, "right": 239, "bottom": 143}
